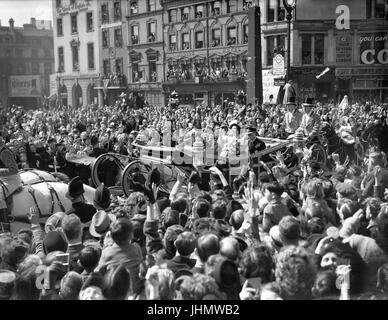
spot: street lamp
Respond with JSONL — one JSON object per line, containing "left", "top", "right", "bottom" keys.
{"left": 283, "top": 0, "right": 296, "bottom": 82}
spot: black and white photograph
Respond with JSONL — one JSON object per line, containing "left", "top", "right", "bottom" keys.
{"left": 0, "top": 0, "right": 388, "bottom": 304}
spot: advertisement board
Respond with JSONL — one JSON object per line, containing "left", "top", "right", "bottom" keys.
{"left": 262, "top": 69, "right": 280, "bottom": 104}
{"left": 9, "top": 75, "right": 42, "bottom": 97}
{"left": 296, "top": 0, "right": 366, "bottom": 20}
{"left": 336, "top": 34, "right": 353, "bottom": 64}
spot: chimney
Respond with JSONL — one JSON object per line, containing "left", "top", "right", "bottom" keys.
{"left": 9, "top": 18, "right": 14, "bottom": 32}
{"left": 31, "top": 17, "right": 36, "bottom": 27}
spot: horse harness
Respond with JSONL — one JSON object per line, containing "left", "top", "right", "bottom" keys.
{"left": 19, "top": 170, "right": 66, "bottom": 218}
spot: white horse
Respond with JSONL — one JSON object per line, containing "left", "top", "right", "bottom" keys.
{"left": 4, "top": 170, "right": 95, "bottom": 235}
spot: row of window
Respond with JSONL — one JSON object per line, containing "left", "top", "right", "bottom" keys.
{"left": 168, "top": 25, "right": 248, "bottom": 51}
{"left": 103, "top": 22, "right": 157, "bottom": 48}
{"left": 57, "top": 12, "right": 93, "bottom": 36}
{"left": 266, "top": 34, "right": 325, "bottom": 66}
{"left": 57, "top": 43, "right": 95, "bottom": 72}
{"left": 102, "top": 0, "right": 157, "bottom": 24}
{"left": 168, "top": 0, "right": 253, "bottom": 23}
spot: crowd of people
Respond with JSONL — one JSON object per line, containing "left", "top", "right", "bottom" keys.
{"left": 1, "top": 87, "right": 388, "bottom": 300}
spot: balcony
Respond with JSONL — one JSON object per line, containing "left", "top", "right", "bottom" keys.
{"left": 166, "top": 67, "right": 247, "bottom": 84}
{"left": 102, "top": 73, "right": 127, "bottom": 87}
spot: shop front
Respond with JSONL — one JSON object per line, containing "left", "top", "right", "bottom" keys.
{"left": 291, "top": 67, "right": 336, "bottom": 104}
{"left": 336, "top": 67, "right": 388, "bottom": 103}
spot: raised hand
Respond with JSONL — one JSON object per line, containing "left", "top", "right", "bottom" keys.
{"left": 331, "top": 153, "right": 340, "bottom": 165}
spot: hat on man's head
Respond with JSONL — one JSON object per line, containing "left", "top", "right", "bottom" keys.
{"left": 0, "top": 270, "right": 16, "bottom": 300}
{"left": 229, "top": 120, "right": 241, "bottom": 130}
{"left": 286, "top": 96, "right": 297, "bottom": 106}
{"left": 213, "top": 259, "right": 241, "bottom": 300}
{"left": 89, "top": 210, "right": 117, "bottom": 238}
{"left": 93, "top": 183, "right": 111, "bottom": 209}
{"left": 302, "top": 97, "right": 316, "bottom": 107}
{"left": 45, "top": 211, "right": 66, "bottom": 233}
{"left": 246, "top": 120, "right": 257, "bottom": 133}
{"left": 336, "top": 182, "right": 357, "bottom": 198}
{"left": 66, "top": 176, "right": 85, "bottom": 199}
{"left": 43, "top": 230, "right": 68, "bottom": 254}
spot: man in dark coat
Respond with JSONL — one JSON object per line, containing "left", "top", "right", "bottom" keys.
{"left": 65, "top": 176, "right": 96, "bottom": 224}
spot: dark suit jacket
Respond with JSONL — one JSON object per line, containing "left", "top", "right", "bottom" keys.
{"left": 166, "top": 255, "right": 196, "bottom": 276}
{"left": 66, "top": 202, "right": 96, "bottom": 224}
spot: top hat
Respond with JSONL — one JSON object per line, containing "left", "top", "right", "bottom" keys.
{"left": 66, "top": 176, "right": 85, "bottom": 199}
{"left": 302, "top": 97, "right": 316, "bottom": 107}
{"left": 286, "top": 96, "right": 297, "bottom": 105}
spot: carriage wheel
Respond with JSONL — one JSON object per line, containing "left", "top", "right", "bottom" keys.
{"left": 121, "top": 160, "right": 152, "bottom": 198}
{"left": 310, "top": 143, "right": 327, "bottom": 167}
{"left": 91, "top": 153, "right": 125, "bottom": 188}
{"left": 121, "top": 160, "right": 190, "bottom": 198}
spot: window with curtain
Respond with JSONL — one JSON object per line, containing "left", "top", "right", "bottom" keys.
{"left": 169, "top": 9, "right": 177, "bottom": 22}
{"left": 71, "top": 14, "right": 77, "bottom": 33}
{"left": 57, "top": 18, "right": 63, "bottom": 36}
{"left": 114, "top": 28, "right": 123, "bottom": 47}
{"left": 212, "top": 28, "right": 221, "bottom": 47}
{"left": 58, "top": 47, "right": 64, "bottom": 72}
{"left": 267, "top": 0, "right": 276, "bottom": 22}
{"left": 267, "top": 36, "right": 275, "bottom": 65}
{"left": 148, "top": 22, "right": 156, "bottom": 42}
{"left": 86, "top": 12, "right": 93, "bottom": 32}
{"left": 195, "top": 4, "right": 204, "bottom": 18}
{"left": 88, "top": 43, "right": 95, "bottom": 69}
{"left": 101, "top": 4, "right": 109, "bottom": 24}
{"left": 226, "top": 0, "right": 237, "bottom": 13}
{"left": 212, "top": 1, "right": 221, "bottom": 15}
{"left": 130, "top": 1, "right": 138, "bottom": 14}
{"left": 277, "top": 0, "right": 285, "bottom": 21}
{"left": 182, "top": 33, "right": 190, "bottom": 50}
{"left": 72, "top": 45, "right": 79, "bottom": 71}
{"left": 131, "top": 25, "right": 139, "bottom": 44}
{"left": 102, "top": 30, "right": 109, "bottom": 48}
{"left": 243, "top": 25, "right": 248, "bottom": 44}
{"left": 114, "top": 1, "right": 122, "bottom": 20}
{"left": 169, "top": 34, "right": 177, "bottom": 51}
{"left": 147, "top": 0, "right": 156, "bottom": 12}
{"left": 227, "top": 26, "right": 236, "bottom": 45}
{"left": 302, "top": 35, "right": 312, "bottom": 65}
{"left": 375, "top": 0, "right": 386, "bottom": 18}
{"left": 182, "top": 7, "right": 189, "bottom": 20}
{"left": 314, "top": 34, "right": 324, "bottom": 65}
{"left": 195, "top": 31, "right": 204, "bottom": 48}
{"left": 149, "top": 61, "right": 157, "bottom": 82}
{"left": 115, "top": 58, "right": 123, "bottom": 74}
{"left": 103, "top": 59, "right": 110, "bottom": 76}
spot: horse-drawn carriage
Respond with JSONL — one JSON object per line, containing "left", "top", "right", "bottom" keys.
{"left": 90, "top": 136, "right": 297, "bottom": 198}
